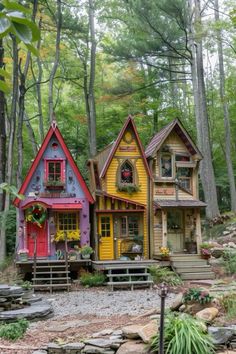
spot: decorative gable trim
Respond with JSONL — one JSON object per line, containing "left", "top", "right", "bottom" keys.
{"left": 14, "top": 120, "right": 94, "bottom": 206}
{"left": 100, "top": 116, "right": 152, "bottom": 179}
{"left": 145, "top": 118, "right": 203, "bottom": 159}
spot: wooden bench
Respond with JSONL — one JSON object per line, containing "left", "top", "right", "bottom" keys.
{"left": 106, "top": 265, "right": 153, "bottom": 291}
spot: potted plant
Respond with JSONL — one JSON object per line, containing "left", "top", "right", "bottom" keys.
{"left": 68, "top": 249, "right": 77, "bottom": 261}
{"left": 159, "top": 246, "right": 170, "bottom": 260}
{"left": 20, "top": 281, "right": 34, "bottom": 299}
{"left": 17, "top": 249, "right": 29, "bottom": 262}
{"left": 80, "top": 245, "right": 94, "bottom": 259}
{"left": 200, "top": 242, "right": 214, "bottom": 260}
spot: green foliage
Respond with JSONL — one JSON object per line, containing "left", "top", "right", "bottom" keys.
{"left": 149, "top": 266, "right": 182, "bottom": 286}
{"left": 80, "top": 245, "right": 94, "bottom": 256}
{"left": 183, "top": 288, "right": 213, "bottom": 305}
{"left": 0, "top": 319, "right": 29, "bottom": 341}
{"left": 220, "top": 292, "right": 236, "bottom": 319}
{"left": 0, "top": 207, "right": 16, "bottom": 255}
{"left": 18, "top": 280, "right": 32, "bottom": 290}
{"left": 149, "top": 312, "right": 215, "bottom": 354}
{"left": 80, "top": 271, "right": 106, "bottom": 287}
{"left": 222, "top": 250, "right": 236, "bottom": 275}
{"left": 116, "top": 184, "right": 140, "bottom": 194}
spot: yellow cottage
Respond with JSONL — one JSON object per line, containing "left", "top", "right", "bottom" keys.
{"left": 88, "top": 116, "right": 152, "bottom": 261}
{"left": 145, "top": 119, "right": 206, "bottom": 256}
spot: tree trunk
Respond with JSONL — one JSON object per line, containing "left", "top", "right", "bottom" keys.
{"left": 24, "top": 113, "right": 38, "bottom": 156}
{"left": 36, "top": 18, "right": 44, "bottom": 142}
{"left": 48, "top": 0, "right": 62, "bottom": 122}
{"left": 214, "top": 0, "right": 236, "bottom": 212}
{"left": 0, "top": 39, "right": 6, "bottom": 212}
{"left": 0, "top": 36, "right": 18, "bottom": 260}
{"left": 88, "top": 0, "right": 97, "bottom": 157}
{"left": 188, "top": 0, "right": 219, "bottom": 219}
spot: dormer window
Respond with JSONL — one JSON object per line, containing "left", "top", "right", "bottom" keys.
{"left": 44, "top": 159, "right": 65, "bottom": 189}
{"left": 161, "top": 153, "right": 172, "bottom": 178}
{"left": 121, "top": 161, "right": 133, "bottom": 184}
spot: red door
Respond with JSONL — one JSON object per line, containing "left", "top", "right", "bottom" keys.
{"left": 27, "top": 222, "right": 48, "bottom": 257}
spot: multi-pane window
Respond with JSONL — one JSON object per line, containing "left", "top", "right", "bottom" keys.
{"left": 121, "top": 216, "right": 139, "bottom": 237}
{"left": 161, "top": 153, "right": 172, "bottom": 177}
{"left": 58, "top": 213, "right": 78, "bottom": 231}
{"left": 48, "top": 161, "right": 62, "bottom": 181}
{"left": 121, "top": 161, "right": 133, "bottom": 184}
{"left": 177, "top": 167, "right": 192, "bottom": 191}
{"left": 101, "top": 216, "right": 111, "bottom": 237}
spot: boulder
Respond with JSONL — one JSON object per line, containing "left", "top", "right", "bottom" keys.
{"left": 122, "top": 324, "right": 143, "bottom": 339}
{"left": 83, "top": 345, "right": 115, "bottom": 354}
{"left": 208, "top": 326, "right": 235, "bottom": 345}
{"left": 116, "top": 341, "right": 148, "bottom": 354}
{"left": 211, "top": 248, "right": 224, "bottom": 258}
{"left": 195, "top": 307, "right": 219, "bottom": 322}
{"left": 138, "top": 320, "right": 157, "bottom": 344}
{"left": 170, "top": 293, "right": 183, "bottom": 311}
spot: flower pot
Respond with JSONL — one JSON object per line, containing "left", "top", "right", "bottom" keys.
{"left": 18, "top": 253, "right": 28, "bottom": 262}
{"left": 161, "top": 256, "right": 170, "bottom": 261}
{"left": 201, "top": 254, "right": 211, "bottom": 260}
{"left": 81, "top": 254, "right": 91, "bottom": 260}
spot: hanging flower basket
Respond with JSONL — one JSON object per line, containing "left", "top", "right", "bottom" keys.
{"left": 25, "top": 204, "right": 47, "bottom": 228}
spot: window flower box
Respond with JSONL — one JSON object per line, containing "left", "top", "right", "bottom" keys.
{"left": 43, "top": 181, "right": 65, "bottom": 190}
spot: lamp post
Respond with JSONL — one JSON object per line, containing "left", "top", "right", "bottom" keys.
{"left": 158, "top": 283, "right": 168, "bottom": 354}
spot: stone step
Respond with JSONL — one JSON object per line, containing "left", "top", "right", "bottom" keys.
{"left": 180, "top": 272, "right": 215, "bottom": 280}
{"left": 174, "top": 265, "right": 212, "bottom": 273}
{"left": 170, "top": 254, "right": 201, "bottom": 260}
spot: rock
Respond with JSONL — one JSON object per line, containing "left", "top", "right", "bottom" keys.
{"left": 31, "top": 351, "right": 48, "bottom": 354}
{"left": 0, "top": 284, "right": 10, "bottom": 296}
{"left": 170, "top": 293, "right": 183, "bottom": 311}
{"left": 179, "top": 304, "right": 186, "bottom": 312}
{"left": 112, "top": 330, "right": 123, "bottom": 336}
{"left": 195, "top": 307, "right": 219, "bottom": 322}
{"left": 84, "top": 338, "right": 115, "bottom": 348}
{"left": 47, "top": 342, "right": 64, "bottom": 354}
{"left": 208, "top": 326, "right": 235, "bottom": 345}
{"left": 228, "top": 242, "right": 236, "bottom": 248}
{"left": 0, "top": 302, "right": 53, "bottom": 321}
{"left": 92, "top": 329, "right": 114, "bottom": 337}
{"left": 83, "top": 345, "right": 115, "bottom": 353}
{"left": 184, "top": 302, "right": 209, "bottom": 315}
{"left": 138, "top": 320, "right": 157, "bottom": 344}
{"left": 149, "top": 314, "right": 160, "bottom": 320}
{"left": 63, "top": 342, "right": 85, "bottom": 350}
{"left": 116, "top": 341, "right": 148, "bottom": 354}
{"left": 211, "top": 248, "right": 224, "bottom": 258}
{"left": 122, "top": 324, "right": 143, "bottom": 339}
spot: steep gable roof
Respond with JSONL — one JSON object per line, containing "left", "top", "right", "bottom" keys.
{"left": 100, "top": 116, "right": 152, "bottom": 179}
{"left": 145, "top": 118, "right": 202, "bottom": 159}
{"left": 14, "top": 121, "right": 94, "bottom": 206}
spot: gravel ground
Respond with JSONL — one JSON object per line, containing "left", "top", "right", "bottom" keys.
{"left": 41, "top": 288, "right": 176, "bottom": 317}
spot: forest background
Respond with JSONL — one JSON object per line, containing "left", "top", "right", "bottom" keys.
{"left": 0, "top": 0, "right": 236, "bottom": 258}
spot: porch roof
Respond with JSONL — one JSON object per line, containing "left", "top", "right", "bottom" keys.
{"left": 154, "top": 199, "right": 207, "bottom": 209}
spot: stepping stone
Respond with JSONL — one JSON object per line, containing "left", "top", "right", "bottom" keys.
{"left": 0, "top": 302, "right": 53, "bottom": 321}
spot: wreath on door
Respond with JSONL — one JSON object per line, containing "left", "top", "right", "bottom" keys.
{"left": 25, "top": 204, "right": 47, "bottom": 228}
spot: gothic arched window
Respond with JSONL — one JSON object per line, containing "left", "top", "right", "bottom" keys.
{"left": 121, "top": 161, "right": 133, "bottom": 184}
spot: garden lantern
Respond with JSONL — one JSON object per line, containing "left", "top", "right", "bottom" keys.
{"left": 158, "top": 283, "right": 168, "bottom": 354}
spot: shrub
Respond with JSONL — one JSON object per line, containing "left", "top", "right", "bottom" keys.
{"left": 149, "top": 266, "right": 182, "bottom": 286}
{"left": 183, "top": 288, "right": 213, "bottom": 305}
{"left": 0, "top": 319, "right": 29, "bottom": 341}
{"left": 149, "top": 312, "right": 215, "bottom": 354}
{"left": 80, "top": 271, "right": 106, "bottom": 287}
{"left": 222, "top": 250, "right": 236, "bottom": 275}
{"left": 220, "top": 293, "right": 236, "bottom": 319}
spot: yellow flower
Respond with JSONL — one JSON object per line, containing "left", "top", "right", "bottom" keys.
{"left": 54, "top": 230, "right": 81, "bottom": 242}
{"left": 159, "top": 247, "right": 170, "bottom": 256}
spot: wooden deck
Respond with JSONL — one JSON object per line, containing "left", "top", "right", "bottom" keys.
{"left": 91, "top": 259, "right": 159, "bottom": 271}
{"left": 16, "top": 259, "right": 92, "bottom": 274}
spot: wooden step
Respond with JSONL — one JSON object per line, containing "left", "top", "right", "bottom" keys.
{"left": 32, "top": 277, "right": 71, "bottom": 281}
{"left": 174, "top": 266, "right": 212, "bottom": 273}
{"left": 107, "top": 272, "right": 150, "bottom": 277}
{"left": 34, "top": 271, "right": 70, "bottom": 274}
{"left": 35, "top": 265, "right": 69, "bottom": 269}
{"left": 180, "top": 272, "right": 215, "bottom": 280}
{"left": 33, "top": 283, "right": 71, "bottom": 288}
{"left": 107, "top": 280, "right": 153, "bottom": 291}
{"left": 172, "top": 260, "right": 208, "bottom": 267}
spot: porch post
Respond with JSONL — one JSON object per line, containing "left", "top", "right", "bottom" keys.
{"left": 162, "top": 210, "right": 167, "bottom": 247}
{"left": 195, "top": 209, "right": 202, "bottom": 254}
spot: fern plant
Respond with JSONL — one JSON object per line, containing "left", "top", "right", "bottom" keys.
{"left": 149, "top": 312, "right": 215, "bottom": 354}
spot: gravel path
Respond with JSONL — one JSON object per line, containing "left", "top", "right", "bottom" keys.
{"left": 41, "top": 288, "right": 176, "bottom": 317}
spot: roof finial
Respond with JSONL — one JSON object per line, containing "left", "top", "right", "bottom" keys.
{"left": 51, "top": 112, "right": 57, "bottom": 130}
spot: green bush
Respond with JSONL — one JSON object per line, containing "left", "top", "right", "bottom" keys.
{"left": 222, "top": 250, "right": 236, "bottom": 275}
{"left": 80, "top": 271, "right": 106, "bottom": 287}
{"left": 149, "top": 266, "right": 182, "bottom": 286}
{"left": 0, "top": 319, "right": 29, "bottom": 341}
{"left": 183, "top": 288, "right": 213, "bottom": 305}
{"left": 149, "top": 312, "right": 215, "bottom": 354}
{"left": 0, "top": 207, "right": 16, "bottom": 255}
{"left": 220, "top": 293, "right": 236, "bottom": 319}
